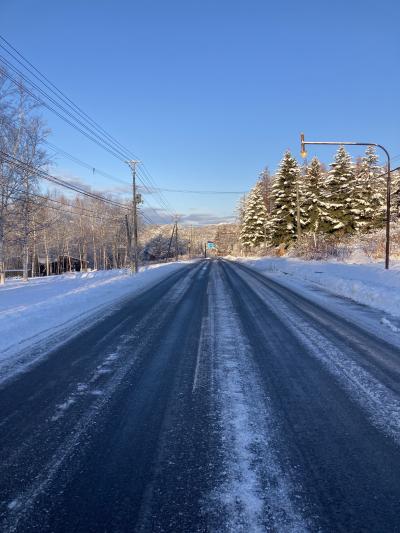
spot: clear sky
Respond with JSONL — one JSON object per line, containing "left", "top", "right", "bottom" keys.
{"left": 1, "top": 0, "right": 399, "bottom": 224}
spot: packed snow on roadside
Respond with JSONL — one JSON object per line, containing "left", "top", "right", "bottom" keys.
{"left": 0, "top": 261, "right": 191, "bottom": 379}
{"left": 229, "top": 256, "right": 400, "bottom": 319}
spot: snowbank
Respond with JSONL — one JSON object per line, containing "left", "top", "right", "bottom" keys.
{"left": 0, "top": 262, "right": 192, "bottom": 379}
{"left": 232, "top": 256, "right": 400, "bottom": 318}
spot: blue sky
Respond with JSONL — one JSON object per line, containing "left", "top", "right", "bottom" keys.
{"left": 1, "top": 0, "right": 399, "bottom": 224}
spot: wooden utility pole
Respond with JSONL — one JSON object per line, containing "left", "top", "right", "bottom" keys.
{"left": 22, "top": 168, "right": 30, "bottom": 281}
{"left": 189, "top": 224, "right": 193, "bottom": 258}
{"left": 166, "top": 222, "right": 176, "bottom": 261}
{"left": 296, "top": 179, "right": 302, "bottom": 239}
{"left": 126, "top": 160, "right": 140, "bottom": 273}
{"left": 124, "top": 214, "right": 131, "bottom": 268}
{"left": 175, "top": 219, "right": 179, "bottom": 261}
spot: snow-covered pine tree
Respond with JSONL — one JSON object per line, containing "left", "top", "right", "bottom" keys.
{"left": 352, "top": 146, "right": 385, "bottom": 232}
{"left": 303, "top": 156, "right": 329, "bottom": 235}
{"left": 239, "top": 180, "right": 268, "bottom": 250}
{"left": 237, "top": 194, "right": 246, "bottom": 226}
{"left": 270, "top": 151, "right": 305, "bottom": 245}
{"left": 325, "top": 146, "right": 355, "bottom": 235}
{"left": 258, "top": 167, "right": 274, "bottom": 214}
{"left": 391, "top": 169, "right": 400, "bottom": 220}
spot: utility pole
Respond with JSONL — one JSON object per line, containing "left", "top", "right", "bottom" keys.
{"left": 296, "top": 178, "right": 302, "bottom": 239}
{"left": 22, "top": 168, "right": 30, "bottom": 281}
{"left": 189, "top": 225, "right": 193, "bottom": 258}
{"left": 175, "top": 218, "right": 179, "bottom": 261}
{"left": 126, "top": 160, "right": 140, "bottom": 273}
{"left": 166, "top": 222, "right": 176, "bottom": 261}
{"left": 124, "top": 214, "right": 131, "bottom": 268}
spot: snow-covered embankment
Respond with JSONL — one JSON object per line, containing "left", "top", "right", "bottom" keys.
{"left": 232, "top": 256, "right": 400, "bottom": 318}
{"left": 0, "top": 262, "right": 191, "bottom": 379}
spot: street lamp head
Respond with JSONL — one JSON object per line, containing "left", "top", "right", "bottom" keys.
{"left": 300, "top": 132, "right": 307, "bottom": 159}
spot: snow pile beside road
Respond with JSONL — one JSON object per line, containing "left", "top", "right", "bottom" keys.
{"left": 0, "top": 262, "right": 190, "bottom": 373}
{"left": 232, "top": 256, "right": 400, "bottom": 318}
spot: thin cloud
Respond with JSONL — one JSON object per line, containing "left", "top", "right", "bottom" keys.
{"left": 178, "top": 213, "right": 236, "bottom": 225}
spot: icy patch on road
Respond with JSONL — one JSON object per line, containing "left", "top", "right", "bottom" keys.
{"left": 51, "top": 397, "right": 76, "bottom": 421}
{"left": 7, "top": 499, "right": 21, "bottom": 511}
{"left": 209, "top": 264, "right": 309, "bottom": 532}
{"left": 90, "top": 389, "right": 104, "bottom": 396}
{"left": 381, "top": 317, "right": 400, "bottom": 333}
{"left": 192, "top": 315, "right": 208, "bottom": 393}
{"left": 95, "top": 367, "right": 112, "bottom": 375}
{"left": 49, "top": 350, "right": 122, "bottom": 422}
{"left": 76, "top": 382, "right": 88, "bottom": 393}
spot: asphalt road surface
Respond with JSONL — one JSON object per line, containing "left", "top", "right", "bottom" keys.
{"left": 1, "top": 259, "right": 400, "bottom": 532}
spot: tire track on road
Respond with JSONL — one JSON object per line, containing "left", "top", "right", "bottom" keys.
{"left": 221, "top": 259, "right": 400, "bottom": 532}
{"left": 209, "top": 262, "right": 310, "bottom": 532}
{"left": 0, "top": 262, "right": 206, "bottom": 532}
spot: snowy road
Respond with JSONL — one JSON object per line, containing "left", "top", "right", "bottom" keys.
{"left": 1, "top": 259, "right": 400, "bottom": 532}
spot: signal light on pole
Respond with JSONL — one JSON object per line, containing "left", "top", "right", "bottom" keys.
{"left": 300, "top": 133, "right": 308, "bottom": 159}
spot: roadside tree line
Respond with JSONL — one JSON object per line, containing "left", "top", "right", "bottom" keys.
{"left": 0, "top": 69, "right": 197, "bottom": 279}
{"left": 239, "top": 147, "right": 400, "bottom": 258}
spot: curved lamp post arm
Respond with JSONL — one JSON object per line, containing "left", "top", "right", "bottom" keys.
{"left": 300, "top": 133, "right": 391, "bottom": 269}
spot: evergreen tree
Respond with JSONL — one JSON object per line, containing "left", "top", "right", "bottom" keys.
{"left": 237, "top": 194, "right": 246, "bottom": 226}
{"left": 240, "top": 180, "right": 268, "bottom": 249}
{"left": 392, "top": 170, "right": 400, "bottom": 220}
{"left": 325, "top": 146, "right": 355, "bottom": 235}
{"left": 270, "top": 151, "right": 305, "bottom": 245}
{"left": 303, "top": 157, "right": 329, "bottom": 234}
{"left": 352, "top": 146, "right": 385, "bottom": 232}
{"left": 258, "top": 167, "right": 273, "bottom": 214}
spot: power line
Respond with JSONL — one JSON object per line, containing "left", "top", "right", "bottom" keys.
{"left": 0, "top": 58, "right": 129, "bottom": 163}
{"left": 0, "top": 35, "right": 141, "bottom": 164}
{"left": 0, "top": 48, "right": 136, "bottom": 164}
{"left": 10, "top": 184, "right": 157, "bottom": 226}
{"left": 45, "top": 141, "right": 131, "bottom": 188}
{"left": 34, "top": 192, "right": 124, "bottom": 221}
{"left": 8, "top": 191, "right": 124, "bottom": 223}
{"left": 141, "top": 198, "right": 172, "bottom": 224}
{"left": 145, "top": 186, "right": 248, "bottom": 194}
{"left": 0, "top": 150, "right": 130, "bottom": 209}
{"left": 7, "top": 59, "right": 174, "bottom": 218}
{"left": 45, "top": 143, "right": 167, "bottom": 218}
{"left": 374, "top": 165, "right": 400, "bottom": 181}
{"left": 0, "top": 35, "right": 144, "bottom": 165}
{"left": 135, "top": 163, "right": 176, "bottom": 216}
{"left": 0, "top": 36, "right": 176, "bottom": 220}
{"left": 140, "top": 211, "right": 157, "bottom": 225}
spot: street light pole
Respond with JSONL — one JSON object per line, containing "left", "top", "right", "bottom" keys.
{"left": 126, "top": 160, "right": 140, "bottom": 273}
{"left": 300, "top": 133, "right": 391, "bottom": 269}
